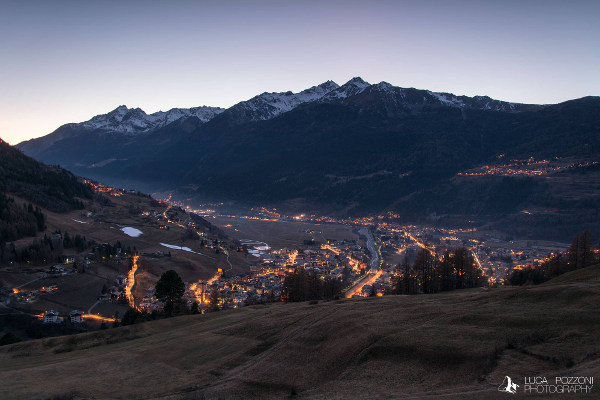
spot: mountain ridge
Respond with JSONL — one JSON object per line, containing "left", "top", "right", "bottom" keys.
{"left": 18, "top": 77, "right": 545, "bottom": 157}
{"left": 14, "top": 80, "right": 600, "bottom": 241}
{"left": 17, "top": 105, "right": 225, "bottom": 157}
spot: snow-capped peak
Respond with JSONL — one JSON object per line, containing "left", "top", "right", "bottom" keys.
{"left": 321, "top": 77, "right": 371, "bottom": 101}
{"left": 316, "top": 80, "right": 341, "bottom": 92}
{"left": 151, "top": 106, "right": 225, "bottom": 126}
{"left": 229, "top": 80, "right": 341, "bottom": 121}
{"left": 375, "top": 81, "right": 394, "bottom": 90}
{"left": 80, "top": 105, "right": 225, "bottom": 134}
{"left": 369, "top": 81, "right": 400, "bottom": 97}
{"left": 347, "top": 77, "right": 369, "bottom": 85}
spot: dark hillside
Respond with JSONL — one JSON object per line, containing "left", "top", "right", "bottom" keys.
{"left": 0, "top": 277, "right": 598, "bottom": 399}
{"left": 0, "top": 138, "right": 93, "bottom": 243}
{"left": 0, "top": 138, "right": 92, "bottom": 212}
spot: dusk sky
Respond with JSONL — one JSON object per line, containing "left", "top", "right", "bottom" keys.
{"left": 1, "top": 0, "right": 599, "bottom": 145}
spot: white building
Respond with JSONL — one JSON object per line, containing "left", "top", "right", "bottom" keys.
{"left": 69, "top": 310, "right": 84, "bottom": 323}
{"left": 43, "top": 310, "right": 59, "bottom": 323}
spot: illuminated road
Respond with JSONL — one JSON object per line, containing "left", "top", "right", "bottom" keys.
{"left": 406, "top": 232, "right": 436, "bottom": 256}
{"left": 345, "top": 228, "right": 381, "bottom": 298}
{"left": 345, "top": 269, "right": 382, "bottom": 298}
{"left": 207, "top": 271, "right": 221, "bottom": 285}
{"left": 125, "top": 255, "right": 139, "bottom": 310}
{"left": 471, "top": 250, "right": 483, "bottom": 270}
{"left": 82, "top": 313, "right": 116, "bottom": 323}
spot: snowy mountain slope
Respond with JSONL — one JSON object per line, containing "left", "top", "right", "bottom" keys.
{"left": 17, "top": 77, "right": 544, "bottom": 161}
{"left": 17, "top": 105, "right": 224, "bottom": 156}
{"left": 426, "top": 92, "right": 521, "bottom": 111}
{"left": 344, "top": 80, "right": 534, "bottom": 113}
{"left": 320, "top": 77, "right": 371, "bottom": 101}
{"left": 221, "top": 80, "right": 340, "bottom": 122}
{"left": 81, "top": 105, "right": 224, "bottom": 134}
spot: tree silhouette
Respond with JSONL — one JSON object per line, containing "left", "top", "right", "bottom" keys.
{"left": 509, "top": 231, "right": 599, "bottom": 285}
{"left": 190, "top": 301, "right": 200, "bottom": 314}
{"left": 567, "top": 231, "right": 596, "bottom": 270}
{"left": 155, "top": 270, "right": 185, "bottom": 315}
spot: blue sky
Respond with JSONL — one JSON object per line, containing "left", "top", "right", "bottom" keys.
{"left": 1, "top": 0, "right": 599, "bottom": 144}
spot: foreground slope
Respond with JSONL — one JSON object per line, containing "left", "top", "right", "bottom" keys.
{"left": 1, "top": 269, "right": 599, "bottom": 400}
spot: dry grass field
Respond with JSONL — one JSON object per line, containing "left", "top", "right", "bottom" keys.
{"left": 1, "top": 265, "right": 599, "bottom": 399}
{"left": 1, "top": 192, "right": 254, "bottom": 321}
{"left": 39, "top": 193, "right": 253, "bottom": 280}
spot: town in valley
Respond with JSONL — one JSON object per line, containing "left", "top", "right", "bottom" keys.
{"left": 1, "top": 180, "right": 574, "bottom": 327}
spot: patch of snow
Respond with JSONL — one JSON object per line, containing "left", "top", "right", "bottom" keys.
{"left": 72, "top": 219, "right": 87, "bottom": 224}
{"left": 240, "top": 239, "right": 271, "bottom": 257}
{"left": 248, "top": 250, "right": 261, "bottom": 257}
{"left": 121, "top": 227, "right": 143, "bottom": 237}
{"left": 427, "top": 91, "right": 466, "bottom": 107}
{"left": 160, "top": 243, "right": 200, "bottom": 254}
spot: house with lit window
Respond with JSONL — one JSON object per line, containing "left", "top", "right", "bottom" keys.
{"left": 69, "top": 310, "right": 84, "bottom": 323}
{"left": 43, "top": 310, "right": 59, "bottom": 323}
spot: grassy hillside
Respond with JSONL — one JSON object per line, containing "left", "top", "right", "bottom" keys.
{"left": 543, "top": 263, "right": 600, "bottom": 285}
{"left": 1, "top": 278, "right": 599, "bottom": 399}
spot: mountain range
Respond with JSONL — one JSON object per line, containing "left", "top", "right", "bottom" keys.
{"left": 16, "top": 77, "right": 600, "bottom": 240}
{"left": 17, "top": 77, "right": 540, "bottom": 159}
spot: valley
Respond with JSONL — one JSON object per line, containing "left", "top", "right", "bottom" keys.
{"left": 3, "top": 3, "right": 599, "bottom": 399}
{"left": 2, "top": 177, "right": 573, "bottom": 330}
{"left": 16, "top": 79, "right": 600, "bottom": 243}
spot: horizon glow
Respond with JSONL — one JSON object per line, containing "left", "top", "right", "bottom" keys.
{"left": 1, "top": 0, "right": 599, "bottom": 145}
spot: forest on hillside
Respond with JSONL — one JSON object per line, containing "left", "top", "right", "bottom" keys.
{"left": 0, "top": 138, "right": 93, "bottom": 245}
